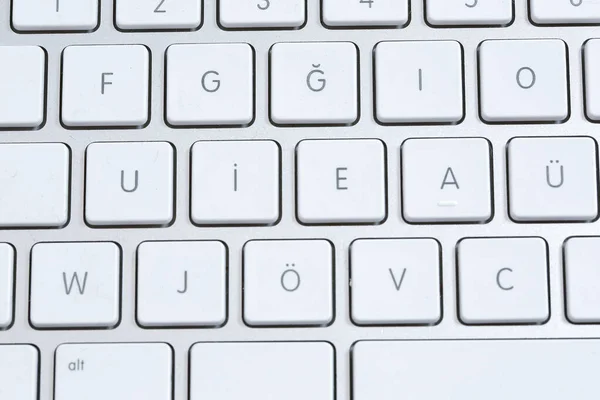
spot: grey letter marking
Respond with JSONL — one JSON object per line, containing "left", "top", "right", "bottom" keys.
{"left": 389, "top": 268, "right": 407, "bottom": 291}
{"left": 63, "top": 272, "right": 88, "bottom": 295}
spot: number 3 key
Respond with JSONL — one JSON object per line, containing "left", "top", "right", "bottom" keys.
{"left": 220, "top": 0, "right": 306, "bottom": 29}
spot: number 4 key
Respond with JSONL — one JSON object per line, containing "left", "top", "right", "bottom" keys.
{"left": 360, "top": 0, "right": 374, "bottom": 9}
{"left": 115, "top": 0, "right": 202, "bottom": 30}
{"left": 322, "top": 0, "right": 409, "bottom": 27}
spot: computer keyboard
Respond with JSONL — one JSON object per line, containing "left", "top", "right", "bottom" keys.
{"left": 2, "top": 0, "right": 600, "bottom": 398}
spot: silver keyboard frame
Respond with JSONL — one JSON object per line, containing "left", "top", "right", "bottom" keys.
{"left": 1, "top": 0, "right": 600, "bottom": 398}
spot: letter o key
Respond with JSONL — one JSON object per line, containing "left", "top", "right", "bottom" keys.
{"left": 516, "top": 67, "right": 536, "bottom": 89}
{"left": 281, "top": 269, "right": 301, "bottom": 292}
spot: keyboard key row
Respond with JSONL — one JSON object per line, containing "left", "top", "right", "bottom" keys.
{"left": 1, "top": 342, "right": 334, "bottom": 400}
{"left": 10, "top": 0, "right": 600, "bottom": 31}
{"left": 1, "top": 137, "right": 598, "bottom": 228}
{"left": 6, "top": 339, "right": 600, "bottom": 400}
{"left": 1, "top": 237, "right": 600, "bottom": 330}
{"left": 4, "top": 39, "right": 600, "bottom": 129}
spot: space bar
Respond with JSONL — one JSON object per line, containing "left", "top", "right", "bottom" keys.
{"left": 353, "top": 340, "right": 600, "bottom": 400}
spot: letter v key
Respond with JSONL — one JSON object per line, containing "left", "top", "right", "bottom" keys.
{"left": 389, "top": 268, "right": 407, "bottom": 291}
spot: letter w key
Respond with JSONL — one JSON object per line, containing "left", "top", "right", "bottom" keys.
{"left": 29, "top": 242, "right": 121, "bottom": 329}
{"left": 63, "top": 272, "right": 88, "bottom": 295}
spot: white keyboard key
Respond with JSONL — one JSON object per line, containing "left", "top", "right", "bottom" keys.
{"left": 402, "top": 138, "right": 492, "bottom": 223}
{"left": 426, "top": 0, "right": 513, "bottom": 26}
{"left": 191, "top": 342, "right": 334, "bottom": 400}
{"left": 508, "top": 137, "right": 598, "bottom": 222}
{"left": 86, "top": 142, "right": 174, "bottom": 226}
{"left": 322, "top": 0, "right": 408, "bottom": 27}
{"left": 375, "top": 41, "right": 464, "bottom": 124}
{"left": 12, "top": 0, "right": 98, "bottom": 31}
{"left": 584, "top": 39, "right": 600, "bottom": 121}
{"left": 62, "top": 45, "right": 150, "bottom": 128}
{"left": 458, "top": 237, "right": 549, "bottom": 325}
{"left": 351, "top": 239, "right": 441, "bottom": 325}
{"left": 479, "top": 39, "right": 569, "bottom": 123}
{"left": 191, "top": 140, "right": 279, "bottom": 225}
{"left": 270, "top": 42, "right": 358, "bottom": 125}
{"left": 0, "top": 345, "right": 38, "bottom": 400}
{"left": 0, "top": 143, "right": 70, "bottom": 228}
{"left": 30, "top": 242, "right": 120, "bottom": 328}
{"left": 137, "top": 241, "right": 227, "bottom": 327}
{"left": 353, "top": 340, "right": 600, "bottom": 399}
{"left": 220, "top": 0, "right": 305, "bottom": 28}
{"left": 530, "top": 0, "right": 600, "bottom": 25}
{"left": 55, "top": 343, "right": 172, "bottom": 400}
{"left": 564, "top": 237, "right": 600, "bottom": 323}
{"left": 0, "top": 46, "right": 45, "bottom": 129}
{"left": 244, "top": 240, "right": 333, "bottom": 326}
{"left": 166, "top": 44, "right": 254, "bottom": 127}
{"left": 0, "top": 244, "right": 14, "bottom": 329}
{"left": 297, "top": 140, "right": 386, "bottom": 224}
{"left": 116, "top": 0, "right": 202, "bottom": 30}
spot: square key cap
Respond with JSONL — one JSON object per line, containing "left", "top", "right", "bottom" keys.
{"left": 244, "top": 240, "right": 333, "bottom": 326}
{"left": 30, "top": 242, "right": 121, "bottom": 329}
{"left": 0, "top": 46, "right": 46, "bottom": 129}
{"left": 426, "top": 0, "right": 513, "bottom": 26}
{"left": 270, "top": 42, "right": 358, "bottom": 125}
{"left": 0, "top": 143, "right": 70, "bottom": 228}
{"left": 479, "top": 39, "right": 569, "bottom": 123}
{"left": 0, "top": 244, "right": 14, "bottom": 329}
{"left": 351, "top": 239, "right": 441, "bottom": 325}
{"left": 508, "top": 137, "right": 598, "bottom": 222}
{"left": 457, "top": 237, "right": 549, "bottom": 325}
{"left": 13, "top": 0, "right": 98, "bottom": 31}
{"left": 220, "top": 0, "right": 305, "bottom": 28}
{"left": 375, "top": 41, "right": 464, "bottom": 124}
{"left": 402, "top": 138, "right": 492, "bottom": 223}
{"left": 61, "top": 45, "right": 150, "bottom": 128}
{"left": 296, "top": 139, "right": 386, "bottom": 224}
